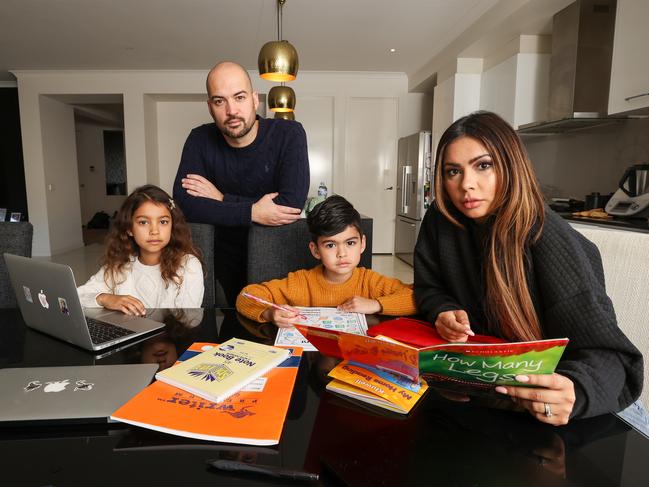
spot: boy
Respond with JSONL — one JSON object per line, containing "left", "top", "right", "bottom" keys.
{"left": 236, "top": 195, "right": 416, "bottom": 327}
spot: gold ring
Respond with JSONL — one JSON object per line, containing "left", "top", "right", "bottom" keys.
{"left": 544, "top": 402, "right": 553, "bottom": 418}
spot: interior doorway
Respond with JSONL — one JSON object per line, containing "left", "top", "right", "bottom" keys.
{"left": 70, "top": 95, "right": 126, "bottom": 245}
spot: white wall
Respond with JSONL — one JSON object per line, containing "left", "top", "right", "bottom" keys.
{"left": 431, "top": 71, "right": 482, "bottom": 158}
{"left": 75, "top": 120, "right": 127, "bottom": 225}
{"left": 155, "top": 99, "right": 211, "bottom": 193}
{"left": 15, "top": 70, "right": 431, "bottom": 255}
{"left": 39, "top": 96, "right": 84, "bottom": 254}
{"left": 296, "top": 95, "right": 335, "bottom": 198}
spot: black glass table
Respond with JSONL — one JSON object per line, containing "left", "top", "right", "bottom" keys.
{"left": 0, "top": 308, "right": 647, "bottom": 486}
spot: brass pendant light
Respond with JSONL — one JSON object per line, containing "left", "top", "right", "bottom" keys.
{"left": 258, "top": 0, "right": 299, "bottom": 82}
{"left": 268, "top": 85, "right": 296, "bottom": 112}
{"left": 274, "top": 111, "right": 295, "bottom": 120}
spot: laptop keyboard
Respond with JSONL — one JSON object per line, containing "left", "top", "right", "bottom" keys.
{"left": 86, "top": 318, "right": 136, "bottom": 345}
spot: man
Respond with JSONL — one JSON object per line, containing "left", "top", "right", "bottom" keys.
{"left": 173, "top": 61, "right": 309, "bottom": 305}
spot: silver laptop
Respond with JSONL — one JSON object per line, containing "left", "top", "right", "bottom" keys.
{"left": 4, "top": 253, "right": 165, "bottom": 351}
{"left": 0, "top": 364, "right": 157, "bottom": 425}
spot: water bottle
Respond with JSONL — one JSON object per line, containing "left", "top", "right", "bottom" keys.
{"left": 317, "top": 181, "right": 328, "bottom": 198}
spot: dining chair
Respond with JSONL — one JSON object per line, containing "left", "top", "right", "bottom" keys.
{"left": 188, "top": 222, "right": 226, "bottom": 307}
{"left": 572, "top": 223, "right": 649, "bottom": 409}
{"left": 246, "top": 217, "right": 373, "bottom": 285}
{"left": 0, "top": 222, "right": 34, "bottom": 307}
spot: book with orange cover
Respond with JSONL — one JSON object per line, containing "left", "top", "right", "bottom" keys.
{"left": 110, "top": 343, "right": 302, "bottom": 446}
{"left": 326, "top": 361, "right": 429, "bottom": 414}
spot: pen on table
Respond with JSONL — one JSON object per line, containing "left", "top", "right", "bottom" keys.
{"left": 241, "top": 292, "right": 309, "bottom": 320}
{"left": 206, "top": 459, "right": 319, "bottom": 482}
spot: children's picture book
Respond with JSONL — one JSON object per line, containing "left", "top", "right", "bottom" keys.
{"left": 274, "top": 307, "right": 368, "bottom": 350}
{"left": 326, "top": 361, "right": 429, "bottom": 414}
{"left": 293, "top": 323, "right": 569, "bottom": 387}
{"left": 155, "top": 338, "right": 290, "bottom": 403}
{"left": 111, "top": 343, "right": 302, "bottom": 445}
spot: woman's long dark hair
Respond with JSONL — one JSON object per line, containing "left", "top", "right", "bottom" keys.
{"left": 101, "top": 185, "right": 203, "bottom": 290}
{"left": 433, "top": 111, "right": 545, "bottom": 341}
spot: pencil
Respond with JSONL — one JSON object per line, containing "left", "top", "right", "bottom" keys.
{"left": 241, "top": 292, "right": 309, "bottom": 320}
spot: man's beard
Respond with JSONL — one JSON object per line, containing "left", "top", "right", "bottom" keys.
{"left": 220, "top": 116, "right": 255, "bottom": 139}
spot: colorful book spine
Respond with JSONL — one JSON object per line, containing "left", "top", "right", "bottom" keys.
{"left": 326, "top": 361, "right": 428, "bottom": 414}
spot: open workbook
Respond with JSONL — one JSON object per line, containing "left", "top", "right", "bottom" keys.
{"left": 274, "top": 307, "right": 367, "bottom": 351}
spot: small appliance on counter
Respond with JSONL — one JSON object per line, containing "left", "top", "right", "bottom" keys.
{"left": 606, "top": 164, "right": 649, "bottom": 218}
{"left": 584, "top": 192, "right": 613, "bottom": 211}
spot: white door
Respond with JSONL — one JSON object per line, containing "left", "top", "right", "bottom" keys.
{"left": 343, "top": 97, "right": 398, "bottom": 254}
{"left": 294, "top": 96, "right": 335, "bottom": 198}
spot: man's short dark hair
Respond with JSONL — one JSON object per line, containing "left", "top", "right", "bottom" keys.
{"left": 307, "top": 195, "right": 363, "bottom": 242}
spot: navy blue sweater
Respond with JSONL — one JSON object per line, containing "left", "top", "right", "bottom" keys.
{"left": 173, "top": 116, "right": 310, "bottom": 228}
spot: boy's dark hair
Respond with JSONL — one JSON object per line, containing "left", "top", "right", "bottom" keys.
{"left": 307, "top": 195, "right": 363, "bottom": 242}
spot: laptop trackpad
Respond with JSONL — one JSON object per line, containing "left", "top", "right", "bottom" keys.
{"left": 88, "top": 310, "right": 162, "bottom": 332}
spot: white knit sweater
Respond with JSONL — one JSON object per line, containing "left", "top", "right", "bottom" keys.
{"left": 77, "top": 255, "right": 204, "bottom": 308}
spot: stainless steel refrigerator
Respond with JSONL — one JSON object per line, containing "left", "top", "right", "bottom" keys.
{"left": 394, "top": 131, "right": 432, "bottom": 266}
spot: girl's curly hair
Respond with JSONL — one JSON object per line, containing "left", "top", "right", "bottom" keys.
{"left": 101, "top": 184, "right": 203, "bottom": 290}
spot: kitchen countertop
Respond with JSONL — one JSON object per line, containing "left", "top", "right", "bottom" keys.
{"left": 560, "top": 213, "right": 649, "bottom": 234}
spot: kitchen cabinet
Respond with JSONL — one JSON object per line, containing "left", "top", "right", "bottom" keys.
{"left": 480, "top": 52, "right": 550, "bottom": 129}
{"left": 432, "top": 71, "right": 480, "bottom": 157}
{"left": 608, "top": 0, "right": 649, "bottom": 115}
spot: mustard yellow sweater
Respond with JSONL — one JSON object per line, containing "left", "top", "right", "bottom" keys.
{"left": 236, "top": 265, "right": 416, "bottom": 322}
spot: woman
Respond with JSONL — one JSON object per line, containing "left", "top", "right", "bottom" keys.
{"left": 414, "top": 111, "right": 643, "bottom": 426}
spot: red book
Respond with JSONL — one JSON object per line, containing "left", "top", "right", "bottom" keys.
{"left": 367, "top": 317, "right": 505, "bottom": 347}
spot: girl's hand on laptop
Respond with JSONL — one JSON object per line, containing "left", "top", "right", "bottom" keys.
{"left": 337, "top": 296, "right": 381, "bottom": 314}
{"left": 262, "top": 306, "right": 301, "bottom": 328}
{"left": 96, "top": 293, "right": 146, "bottom": 316}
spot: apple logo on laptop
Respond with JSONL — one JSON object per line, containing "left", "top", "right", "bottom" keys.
{"left": 38, "top": 290, "right": 49, "bottom": 309}
{"left": 44, "top": 379, "right": 69, "bottom": 392}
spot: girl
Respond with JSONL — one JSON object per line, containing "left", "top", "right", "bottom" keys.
{"left": 78, "top": 185, "right": 204, "bottom": 312}
{"left": 414, "top": 111, "right": 643, "bottom": 426}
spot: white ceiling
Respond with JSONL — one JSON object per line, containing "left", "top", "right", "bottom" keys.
{"left": 0, "top": 0, "right": 569, "bottom": 86}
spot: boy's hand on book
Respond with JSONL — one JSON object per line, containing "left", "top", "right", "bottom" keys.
{"left": 435, "top": 310, "right": 475, "bottom": 342}
{"left": 337, "top": 297, "right": 381, "bottom": 314}
{"left": 494, "top": 373, "right": 576, "bottom": 426}
{"left": 97, "top": 293, "right": 146, "bottom": 316}
{"left": 263, "top": 306, "right": 302, "bottom": 328}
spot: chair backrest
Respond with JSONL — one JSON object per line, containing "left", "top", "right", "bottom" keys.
{"left": 571, "top": 223, "right": 649, "bottom": 409}
{"left": 0, "top": 222, "right": 34, "bottom": 308}
{"left": 188, "top": 223, "right": 216, "bottom": 308}
{"left": 246, "top": 217, "right": 373, "bottom": 284}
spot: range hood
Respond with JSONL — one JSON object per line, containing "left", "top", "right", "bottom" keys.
{"left": 518, "top": 0, "right": 633, "bottom": 135}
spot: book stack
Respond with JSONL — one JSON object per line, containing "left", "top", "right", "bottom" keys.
{"left": 295, "top": 318, "right": 569, "bottom": 399}
{"left": 326, "top": 361, "right": 429, "bottom": 414}
{"left": 155, "top": 338, "right": 290, "bottom": 403}
{"left": 111, "top": 340, "right": 300, "bottom": 445}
